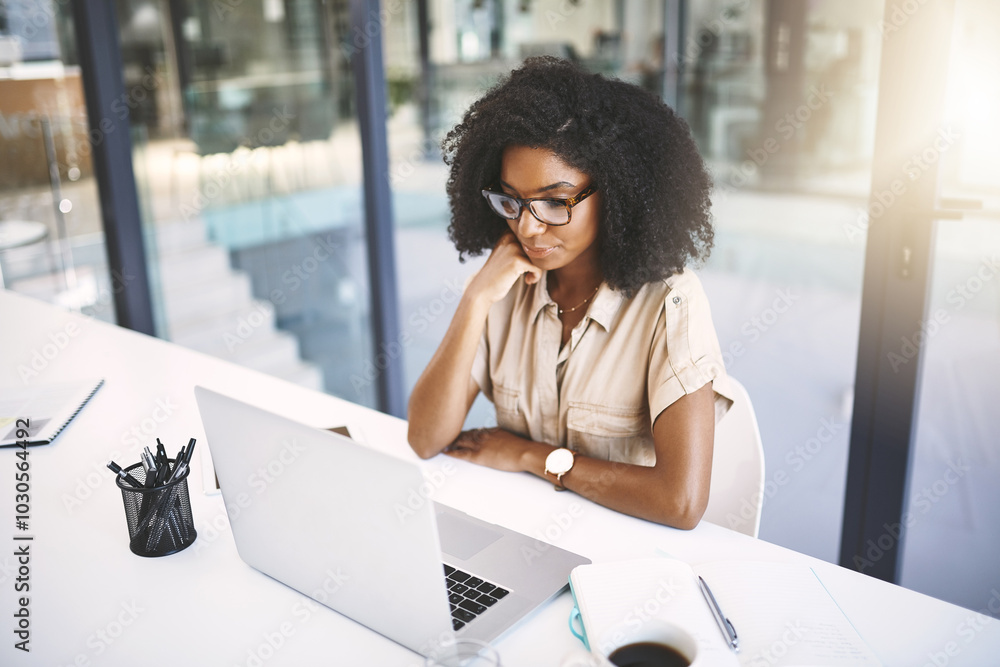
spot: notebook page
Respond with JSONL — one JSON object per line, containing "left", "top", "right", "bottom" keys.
{"left": 571, "top": 559, "right": 739, "bottom": 666}
{"left": 695, "top": 561, "right": 882, "bottom": 667}
{"left": 0, "top": 379, "right": 104, "bottom": 445}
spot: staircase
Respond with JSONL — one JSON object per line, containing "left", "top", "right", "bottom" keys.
{"left": 154, "top": 217, "right": 324, "bottom": 391}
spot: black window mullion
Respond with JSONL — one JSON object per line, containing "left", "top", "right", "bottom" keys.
{"left": 71, "top": 1, "right": 155, "bottom": 335}
{"left": 350, "top": 0, "right": 405, "bottom": 417}
{"left": 840, "top": 0, "right": 956, "bottom": 583}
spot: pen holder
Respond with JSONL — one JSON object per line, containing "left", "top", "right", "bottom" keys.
{"left": 116, "top": 460, "right": 197, "bottom": 557}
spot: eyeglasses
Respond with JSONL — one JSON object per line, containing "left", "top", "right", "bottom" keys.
{"left": 481, "top": 184, "right": 597, "bottom": 226}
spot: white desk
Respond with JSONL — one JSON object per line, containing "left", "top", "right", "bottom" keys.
{"left": 1, "top": 289, "right": 998, "bottom": 666}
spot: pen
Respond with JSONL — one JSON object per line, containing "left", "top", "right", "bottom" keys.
{"left": 182, "top": 438, "right": 196, "bottom": 466}
{"left": 107, "top": 461, "right": 144, "bottom": 489}
{"left": 166, "top": 461, "right": 188, "bottom": 485}
{"left": 155, "top": 438, "right": 169, "bottom": 468}
{"left": 142, "top": 447, "right": 156, "bottom": 476}
{"left": 698, "top": 576, "right": 739, "bottom": 653}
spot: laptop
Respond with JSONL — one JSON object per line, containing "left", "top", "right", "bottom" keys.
{"left": 193, "top": 386, "right": 590, "bottom": 657}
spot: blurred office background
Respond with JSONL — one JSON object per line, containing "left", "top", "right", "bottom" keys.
{"left": 0, "top": 0, "right": 997, "bottom": 618}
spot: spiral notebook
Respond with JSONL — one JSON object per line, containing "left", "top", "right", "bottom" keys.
{"left": 0, "top": 378, "right": 105, "bottom": 446}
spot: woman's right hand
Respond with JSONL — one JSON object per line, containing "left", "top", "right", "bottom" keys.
{"left": 466, "top": 232, "right": 543, "bottom": 306}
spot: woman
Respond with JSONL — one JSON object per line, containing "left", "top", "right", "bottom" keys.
{"left": 407, "top": 57, "right": 733, "bottom": 530}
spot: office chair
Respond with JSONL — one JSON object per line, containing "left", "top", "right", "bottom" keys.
{"left": 702, "top": 376, "right": 765, "bottom": 538}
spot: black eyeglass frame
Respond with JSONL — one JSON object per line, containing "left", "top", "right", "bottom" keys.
{"left": 480, "top": 184, "right": 598, "bottom": 226}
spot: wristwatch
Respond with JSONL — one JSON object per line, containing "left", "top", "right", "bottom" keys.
{"left": 544, "top": 447, "right": 576, "bottom": 491}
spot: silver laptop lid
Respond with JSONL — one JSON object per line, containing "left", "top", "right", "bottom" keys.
{"left": 194, "top": 386, "right": 454, "bottom": 655}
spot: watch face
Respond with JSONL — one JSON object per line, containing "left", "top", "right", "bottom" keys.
{"left": 547, "top": 448, "right": 574, "bottom": 474}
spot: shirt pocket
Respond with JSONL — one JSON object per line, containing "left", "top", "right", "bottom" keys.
{"left": 494, "top": 384, "right": 529, "bottom": 438}
{"left": 567, "top": 402, "right": 653, "bottom": 466}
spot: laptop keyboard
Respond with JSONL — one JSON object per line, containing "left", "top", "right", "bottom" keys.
{"left": 443, "top": 564, "right": 510, "bottom": 631}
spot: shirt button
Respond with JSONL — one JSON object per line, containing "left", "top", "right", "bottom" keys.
{"left": 672, "top": 296, "right": 681, "bottom": 305}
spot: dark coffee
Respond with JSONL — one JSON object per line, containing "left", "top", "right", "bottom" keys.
{"left": 608, "top": 641, "right": 690, "bottom": 667}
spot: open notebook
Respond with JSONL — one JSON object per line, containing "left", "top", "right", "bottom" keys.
{"left": 0, "top": 379, "right": 104, "bottom": 446}
{"left": 569, "top": 558, "right": 882, "bottom": 667}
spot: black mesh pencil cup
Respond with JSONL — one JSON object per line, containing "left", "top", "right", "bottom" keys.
{"left": 116, "top": 460, "right": 197, "bottom": 556}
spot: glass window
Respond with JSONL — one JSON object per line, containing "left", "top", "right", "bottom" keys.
{"left": 385, "top": 0, "right": 884, "bottom": 566}
{"left": 0, "top": 1, "right": 115, "bottom": 324}
{"left": 899, "top": 0, "right": 1000, "bottom": 617}
{"left": 116, "top": 0, "right": 377, "bottom": 406}
{"left": 691, "top": 0, "right": 884, "bottom": 563}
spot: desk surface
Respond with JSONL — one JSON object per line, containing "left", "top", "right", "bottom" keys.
{"left": 1, "top": 289, "right": 998, "bottom": 666}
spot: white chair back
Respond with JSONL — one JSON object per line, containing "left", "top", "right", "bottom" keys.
{"left": 702, "top": 376, "right": 765, "bottom": 538}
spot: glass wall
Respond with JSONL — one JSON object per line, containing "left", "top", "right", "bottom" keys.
{"left": 0, "top": 1, "right": 115, "bottom": 324}
{"left": 113, "top": 0, "right": 377, "bottom": 405}
{"left": 899, "top": 0, "right": 1000, "bottom": 617}
{"left": 384, "top": 0, "right": 694, "bottom": 428}
{"left": 384, "top": 0, "right": 884, "bottom": 565}
{"left": 690, "top": 0, "right": 883, "bottom": 563}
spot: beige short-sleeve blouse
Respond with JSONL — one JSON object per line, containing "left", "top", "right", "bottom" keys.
{"left": 471, "top": 270, "right": 733, "bottom": 466}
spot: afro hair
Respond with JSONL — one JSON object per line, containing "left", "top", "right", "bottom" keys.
{"left": 441, "top": 56, "right": 715, "bottom": 297}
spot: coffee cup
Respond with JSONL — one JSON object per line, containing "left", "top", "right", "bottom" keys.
{"left": 600, "top": 620, "right": 697, "bottom": 667}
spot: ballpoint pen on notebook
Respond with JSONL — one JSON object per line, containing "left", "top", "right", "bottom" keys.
{"left": 698, "top": 575, "right": 739, "bottom": 653}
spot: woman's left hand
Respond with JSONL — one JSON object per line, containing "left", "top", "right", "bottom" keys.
{"left": 444, "top": 427, "right": 528, "bottom": 473}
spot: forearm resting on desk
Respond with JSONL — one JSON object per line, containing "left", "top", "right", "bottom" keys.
{"left": 445, "top": 387, "right": 715, "bottom": 530}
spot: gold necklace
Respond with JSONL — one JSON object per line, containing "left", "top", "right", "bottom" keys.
{"left": 557, "top": 284, "right": 601, "bottom": 315}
